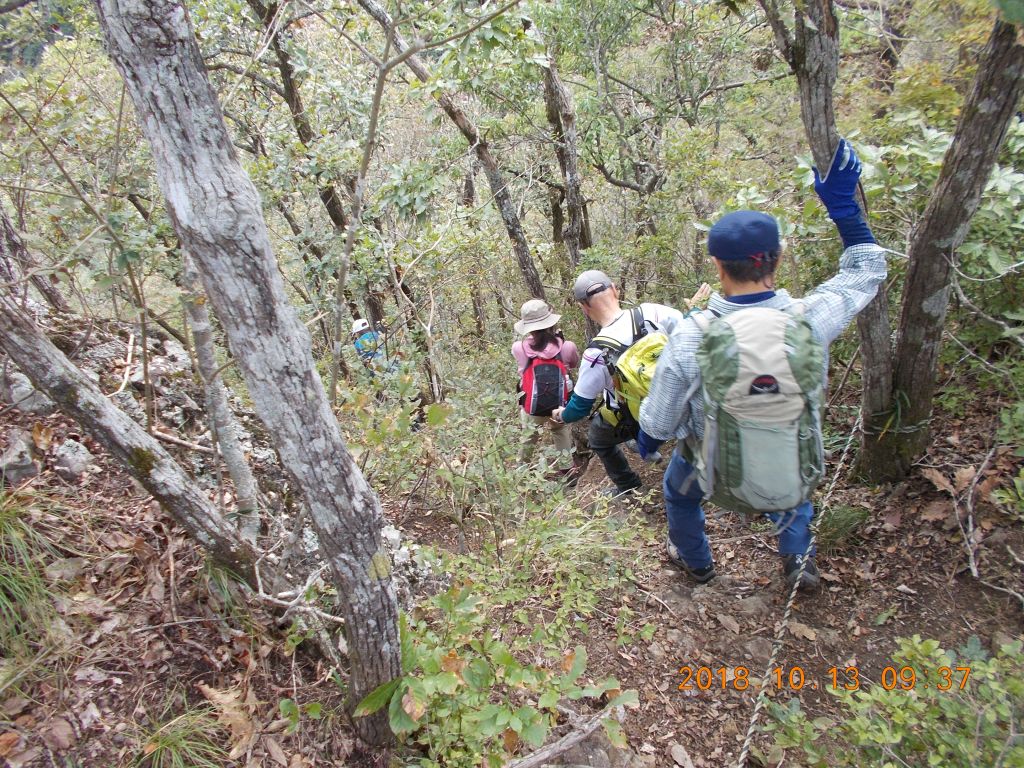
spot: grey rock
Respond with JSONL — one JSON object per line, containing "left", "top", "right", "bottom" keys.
{"left": 80, "top": 340, "right": 128, "bottom": 370}
{"left": 647, "top": 641, "right": 667, "bottom": 660}
{"left": 664, "top": 629, "right": 698, "bottom": 656}
{"left": 53, "top": 439, "right": 94, "bottom": 480}
{"left": 161, "top": 339, "right": 192, "bottom": 372}
{"left": 4, "top": 371, "right": 56, "bottom": 415}
{"left": 111, "top": 391, "right": 146, "bottom": 425}
{"left": 735, "top": 595, "right": 771, "bottom": 619}
{"left": 1, "top": 430, "right": 38, "bottom": 485}
{"left": 741, "top": 636, "right": 774, "bottom": 663}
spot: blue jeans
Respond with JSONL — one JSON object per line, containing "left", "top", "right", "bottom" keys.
{"left": 663, "top": 451, "right": 815, "bottom": 570}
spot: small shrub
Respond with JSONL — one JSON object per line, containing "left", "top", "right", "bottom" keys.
{"left": 134, "top": 705, "right": 227, "bottom": 768}
{"left": 815, "top": 504, "right": 870, "bottom": 556}
{"left": 0, "top": 491, "right": 60, "bottom": 656}
{"left": 766, "top": 635, "right": 1024, "bottom": 767}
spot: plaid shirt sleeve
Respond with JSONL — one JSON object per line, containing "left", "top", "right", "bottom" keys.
{"left": 800, "top": 242, "right": 888, "bottom": 345}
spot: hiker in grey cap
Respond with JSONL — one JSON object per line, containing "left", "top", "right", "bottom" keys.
{"left": 552, "top": 270, "right": 706, "bottom": 497}
{"left": 637, "top": 138, "right": 887, "bottom": 592}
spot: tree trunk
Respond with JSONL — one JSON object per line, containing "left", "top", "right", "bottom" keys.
{"left": 0, "top": 200, "right": 71, "bottom": 313}
{"left": 0, "top": 294, "right": 257, "bottom": 579}
{"left": 543, "top": 58, "right": 586, "bottom": 269}
{"left": 354, "top": 0, "right": 546, "bottom": 300}
{"left": 244, "top": 0, "right": 350, "bottom": 233}
{"left": 182, "top": 253, "right": 260, "bottom": 542}
{"left": 759, "top": 0, "right": 896, "bottom": 478}
{"left": 461, "top": 165, "right": 487, "bottom": 338}
{"left": 93, "top": 0, "right": 401, "bottom": 744}
{"left": 863, "top": 19, "right": 1024, "bottom": 478}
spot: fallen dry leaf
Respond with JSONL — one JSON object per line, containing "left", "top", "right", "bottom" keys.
{"left": 197, "top": 684, "right": 255, "bottom": 760}
{"left": 265, "top": 735, "right": 288, "bottom": 767}
{"left": 670, "top": 742, "right": 696, "bottom": 767}
{"left": 502, "top": 728, "right": 520, "bottom": 753}
{"left": 789, "top": 622, "right": 817, "bottom": 642}
{"left": 921, "top": 468, "right": 955, "bottom": 496}
{"left": 31, "top": 423, "right": 54, "bottom": 451}
{"left": 0, "top": 731, "right": 22, "bottom": 757}
{"left": 716, "top": 614, "right": 740, "bottom": 634}
{"left": 953, "top": 466, "right": 976, "bottom": 493}
{"left": 41, "top": 717, "right": 75, "bottom": 750}
{"left": 920, "top": 500, "right": 951, "bottom": 523}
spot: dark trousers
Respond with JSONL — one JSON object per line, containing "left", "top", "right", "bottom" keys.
{"left": 587, "top": 412, "right": 642, "bottom": 492}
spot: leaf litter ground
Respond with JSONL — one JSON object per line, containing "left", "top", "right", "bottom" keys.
{"left": 0, "top": 364, "right": 1021, "bottom": 767}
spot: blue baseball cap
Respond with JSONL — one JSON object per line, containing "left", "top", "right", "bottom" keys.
{"left": 707, "top": 210, "right": 780, "bottom": 261}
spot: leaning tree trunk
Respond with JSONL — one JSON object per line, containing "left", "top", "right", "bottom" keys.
{"left": 0, "top": 294, "right": 257, "bottom": 578}
{"left": 182, "top": 253, "right": 260, "bottom": 543}
{"left": 355, "top": 0, "right": 547, "bottom": 300}
{"left": 861, "top": 19, "right": 1024, "bottom": 479}
{"left": 0, "top": 200, "right": 71, "bottom": 313}
{"left": 758, "top": 0, "right": 895, "bottom": 473}
{"left": 543, "top": 57, "right": 586, "bottom": 270}
{"left": 92, "top": 0, "right": 400, "bottom": 745}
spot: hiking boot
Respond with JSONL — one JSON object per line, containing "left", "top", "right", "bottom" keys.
{"left": 666, "top": 539, "right": 716, "bottom": 584}
{"left": 782, "top": 554, "right": 821, "bottom": 592}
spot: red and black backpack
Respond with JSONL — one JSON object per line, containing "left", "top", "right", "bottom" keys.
{"left": 519, "top": 354, "right": 570, "bottom": 417}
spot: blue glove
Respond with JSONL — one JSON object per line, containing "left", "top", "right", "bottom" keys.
{"left": 813, "top": 138, "right": 862, "bottom": 221}
{"left": 635, "top": 430, "right": 664, "bottom": 462}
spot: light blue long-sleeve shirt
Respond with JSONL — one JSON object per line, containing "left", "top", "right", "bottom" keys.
{"left": 639, "top": 239, "right": 887, "bottom": 443}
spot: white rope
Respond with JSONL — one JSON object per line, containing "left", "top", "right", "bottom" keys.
{"left": 732, "top": 410, "right": 863, "bottom": 768}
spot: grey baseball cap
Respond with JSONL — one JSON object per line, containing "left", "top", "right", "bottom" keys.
{"left": 572, "top": 270, "right": 614, "bottom": 301}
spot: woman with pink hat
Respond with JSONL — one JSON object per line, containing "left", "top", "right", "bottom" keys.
{"left": 512, "top": 299, "right": 580, "bottom": 477}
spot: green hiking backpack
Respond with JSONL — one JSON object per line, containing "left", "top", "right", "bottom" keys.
{"left": 592, "top": 307, "right": 667, "bottom": 426}
{"left": 687, "top": 306, "right": 825, "bottom": 515}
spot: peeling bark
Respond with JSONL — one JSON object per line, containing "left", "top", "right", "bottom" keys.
{"left": 92, "top": 0, "right": 400, "bottom": 744}
{"left": 355, "top": 0, "right": 546, "bottom": 300}
{"left": 0, "top": 293, "right": 257, "bottom": 578}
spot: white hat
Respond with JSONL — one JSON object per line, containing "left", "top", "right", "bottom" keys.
{"left": 514, "top": 299, "right": 561, "bottom": 335}
{"left": 351, "top": 318, "right": 371, "bottom": 335}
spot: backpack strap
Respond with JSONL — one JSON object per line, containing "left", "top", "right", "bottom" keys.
{"left": 630, "top": 306, "right": 647, "bottom": 342}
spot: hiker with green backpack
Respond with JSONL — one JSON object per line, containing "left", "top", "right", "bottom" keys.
{"left": 551, "top": 273, "right": 710, "bottom": 497}
{"left": 637, "top": 138, "right": 887, "bottom": 591}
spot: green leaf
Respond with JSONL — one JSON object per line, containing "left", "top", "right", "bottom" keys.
{"left": 387, "top": 683, "right": 419, "bottom": 734}
{"left": 521, "top": 719, "right": 549, "bottom": 747}
{"left": 303, "top": 702, "right": 322, "bottom": 720}
{"left": 538, "top": 690, "right": 559, "bottom": 709}
{"left": 602, "top": 718, "right": 628, "bottom": 749}
{"left": 608, "top": 689, "right": 639, "bottom": 708}
{"left": 354, "top": 677, "right": 401, "bottom": 717}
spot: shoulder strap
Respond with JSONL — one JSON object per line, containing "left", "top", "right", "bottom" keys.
{"left": 630, "top": 306, "right": 647, "bottom": 342}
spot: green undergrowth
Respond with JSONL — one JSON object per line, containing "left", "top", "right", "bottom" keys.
{"left": 357, "top": 503, "right": 647, "bottom": 767}
{"left": 0, "top": 490, "right": 63, "bottom": 661}
{"left": 132, "top": 699, "right": 227, "bottom": 768}
{"left": 764, "top": 635, "right": 1024, "bottom": 767}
